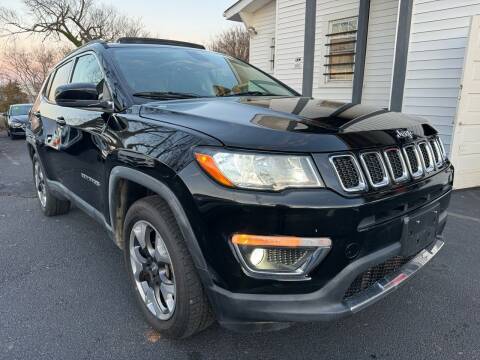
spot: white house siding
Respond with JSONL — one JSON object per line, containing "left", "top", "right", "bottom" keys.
{"left": 273, "top": 0, "right": 306, "bottom": 93}
{"left": 362, "top": 0, "right": 399, "bottom": 107}
{"left": 312, "top": 0, "right": 359, "bottom": 102}
{"left": 248, "top": 0, "right": 277, "bottom": 75}
{"left": 402, "top": 0, "right": 480, "bottom": 154}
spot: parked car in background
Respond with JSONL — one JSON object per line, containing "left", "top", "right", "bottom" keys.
{"left": 6, "top": 103, "right": 33, "bottom": 139}
{"left": 26, "top": 38, "right": 453, "bottom": 339}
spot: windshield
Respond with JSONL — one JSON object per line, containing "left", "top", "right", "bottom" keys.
{"left": 111, "top": 47, "right": 296, "bottom": 98}
{"left": 10, "top": 105, "right": 32, "bottom": 116}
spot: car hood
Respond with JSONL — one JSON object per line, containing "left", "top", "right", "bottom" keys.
{"left": 139, "top": 97, "right": 436, "bottom": 153}
{"left": 10, "top": 115, "right": 28, "bottom": 123}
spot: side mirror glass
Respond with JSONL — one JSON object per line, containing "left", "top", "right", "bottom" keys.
{"left": 55, "top": 83, "right": 113, "bottom": 111}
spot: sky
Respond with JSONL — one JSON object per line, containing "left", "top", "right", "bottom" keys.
{"left": 0, "top": 0, "right": 238, "bottom": 46}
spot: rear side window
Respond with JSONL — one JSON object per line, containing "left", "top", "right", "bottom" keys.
{"left": 48, "top": 61, "right": 73, "bottom": 101}
{"left": 71, "top": 54, "right": 104, "bottom": 86}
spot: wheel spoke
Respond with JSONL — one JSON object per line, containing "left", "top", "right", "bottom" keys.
{"left": 154, "top": 234, "right": 170, "bottom": 264}
{"left": 159, "top": 281, "right": 175, "bottom": 298}
{"left": 130, "top": 246, "right": 148, "bottom": 281}
{"left": 145, "top": 287, "right": 160, "bottom": 316}
{"left": 159, "top": 282, "right": 175, "bottom": 312}
{"left": 133, "top": 222, "right": 148, "bottom": 249}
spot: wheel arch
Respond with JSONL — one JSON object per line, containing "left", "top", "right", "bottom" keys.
{"left": 108, "top": 166, "right": 212, "bottom": 284}
{"left": 26, "top": 141, "right": 35, "bottom": 159}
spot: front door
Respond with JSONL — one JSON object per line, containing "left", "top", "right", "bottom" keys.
{"left": 52, "top": 53, "right": 110, "bottom": 211}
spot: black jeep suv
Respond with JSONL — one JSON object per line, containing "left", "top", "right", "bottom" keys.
{"left": 26, "top": 38, "right": 453, "bottom": 339}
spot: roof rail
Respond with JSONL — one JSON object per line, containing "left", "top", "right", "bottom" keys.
{"left": 64, "top": 39, "right": 108, "bottom": 58}
{"left": 117, "top": 37, "right": 205, "bottom": 50}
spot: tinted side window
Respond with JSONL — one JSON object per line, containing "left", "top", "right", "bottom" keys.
{"left": 71, "top": 54, "right": 103, "bottom": 85}
{"left": 48, "top": 61, "right": 73, "bottom": 101}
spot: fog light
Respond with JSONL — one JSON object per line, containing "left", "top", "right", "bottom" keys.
{"left": 250, "top": 248, "right": 265, "bottom": 266}
{"left": 231, "top": 234, "right": 332, "bottom": 281}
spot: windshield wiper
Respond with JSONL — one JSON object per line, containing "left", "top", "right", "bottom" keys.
{"left": 222, "top": 91, "right": 279, "bottom": 97}
{"left": 133, "top": 91, "right": 203, "bottom": 100}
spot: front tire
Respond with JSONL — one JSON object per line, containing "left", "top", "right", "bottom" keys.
{"left": 124, "top": 195, "right": 213, "bottom": 339}
{"left": 32, "top": 154, "right": 70, "bottom": 216}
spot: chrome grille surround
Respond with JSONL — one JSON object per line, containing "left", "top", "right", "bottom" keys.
{"left": 329, "top": 137, "right": 449, "bottom": 193}
{"left": 383, "top": 147, "right": 409, "bottom": 183}
{"left": 359, "top": 152, "right": 390, "bottom": 188}
{"left": 436, "top": 136, "right": 447, "bottom": 160}
{"left": 429, "top": 138, "right": 443, "bottom": 168}
{"left": 417, "top": 141, "right": 435, "bottom": 173}
{"left": 329, "top": 154, "right": 366, "bottom": 192}
{"left": 402, "top": 145, "right": 424, "bottom": 179}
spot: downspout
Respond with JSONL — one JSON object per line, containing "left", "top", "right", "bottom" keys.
{"left": 302, "top": 0, "right": 317, "bottom": 97}
{"left": 352, "top": 0, "right": 370, "bottom": 104}
{"left": 390, "top": 0, "right": 414, "bottom": 111}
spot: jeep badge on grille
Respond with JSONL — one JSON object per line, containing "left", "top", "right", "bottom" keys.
{"left": 395, "top": 129, "right": 414, "bottom": 139}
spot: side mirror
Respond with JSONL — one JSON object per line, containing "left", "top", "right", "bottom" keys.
{"left": 55, "top": 83, "right": 113, "bottom": 111}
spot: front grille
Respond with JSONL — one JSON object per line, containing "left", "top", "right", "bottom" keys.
{"left": 436, "top": 137, "right": 447, "bottom": 160}
{"left": 403, "top": 145, "right": 423, "bottom": 178}
{"left": 343, "top": 255, "right": 415, "bottom": 299}
{"left": 384, "top": 148, "right": 408, "bottom": 182}
{"left": 429, "top": 139, "right": 440, "bottom": 165}
{"left": 266, "top": 248, "right": 308, "bottom": 266}
{"left": 330, "top": 155, "right": 365, "bottom": 192}
{"left": 360, "top": 152, "right": 388, "bottom": 187}
{"left": 418, "top": 142, "right": 434, "bottom": 172}
{"left": 329, "top": 136, "right": 447, "bottom": 193}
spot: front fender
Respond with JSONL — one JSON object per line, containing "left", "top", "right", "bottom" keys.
{"left": 108, "top": 166, "right": 213, "bottom": 286}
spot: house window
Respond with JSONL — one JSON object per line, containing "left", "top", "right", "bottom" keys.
{"left": 324, "top": 17, "right": 358, "bottom": 81}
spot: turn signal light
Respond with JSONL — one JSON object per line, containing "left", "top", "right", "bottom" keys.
{"left": 194, "top": 153, "right": 234, "bottom": 187}
{"left": 232, "top": 234, "right": 331, "bottom": 248}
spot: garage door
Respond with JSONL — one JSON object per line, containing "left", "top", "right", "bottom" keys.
{"left": 451, "top": 15, "right": 480, "bottom": 189}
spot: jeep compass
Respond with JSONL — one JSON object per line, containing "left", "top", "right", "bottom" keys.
{"left": 26, "top": 38, "right": 453, "bottom": 339}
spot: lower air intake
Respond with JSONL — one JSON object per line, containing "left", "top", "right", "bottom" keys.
{"left": 266, "top": 248, "right": 308, "bottom": 267}
{"left": 343, "top": 255, "right": 415, "bottom": 299}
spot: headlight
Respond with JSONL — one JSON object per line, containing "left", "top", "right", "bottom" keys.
{"left": 194, "top": 148, "right": 323, "bottom": 191}
{"left": 12, "top": 122, "right": 22, "bottom": 128}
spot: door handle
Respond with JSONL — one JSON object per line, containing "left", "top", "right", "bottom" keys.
{"left": 56, "top": 116, "right": 66, "bottom": 126}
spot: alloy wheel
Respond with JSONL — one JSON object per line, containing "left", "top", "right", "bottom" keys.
{"left": 129, "top": 220, "right": 176, "bottom": 320}
{"left": 34, "top": 161, "right": 47, "bottom": 208}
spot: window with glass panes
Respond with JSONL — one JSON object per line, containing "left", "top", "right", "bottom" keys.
{"left": 324, "top": 17, "right": 358, "bottom": 81}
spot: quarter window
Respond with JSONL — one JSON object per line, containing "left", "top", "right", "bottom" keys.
{"left": 71, "top": 54, "right": 104, "bottom": 86}
{"left": 48, "top": 61, "right": 73, "bottom": 101}
{"left": 324, "top": 17, "right": 358, "bottom": 81}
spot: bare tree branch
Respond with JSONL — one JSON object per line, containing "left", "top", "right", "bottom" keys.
{"left": 1, "top": 42, "right": 70, "bottom": 100}
{"left": 0, "top": 0, "right": 148, "bottom": 47}
{"left": 208, "top": 25, "right": 250, "bottom": 62}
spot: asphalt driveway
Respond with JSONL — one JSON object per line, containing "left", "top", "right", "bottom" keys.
{"left": 0, "top": 131, "right": 479, "bottom": 360}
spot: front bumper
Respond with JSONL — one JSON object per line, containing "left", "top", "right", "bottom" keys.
{"left": 207, "top": 238, "right": 443, "bottom": 331}
{"left": 178, "top": 161, "right": 452, "bottom": 329}
{"left": 9, "top": 126, "right": 26, "bottom": 135}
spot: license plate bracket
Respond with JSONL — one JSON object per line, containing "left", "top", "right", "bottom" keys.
{"left": 401, "top": 204, "right": 440, "bottom": 256}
